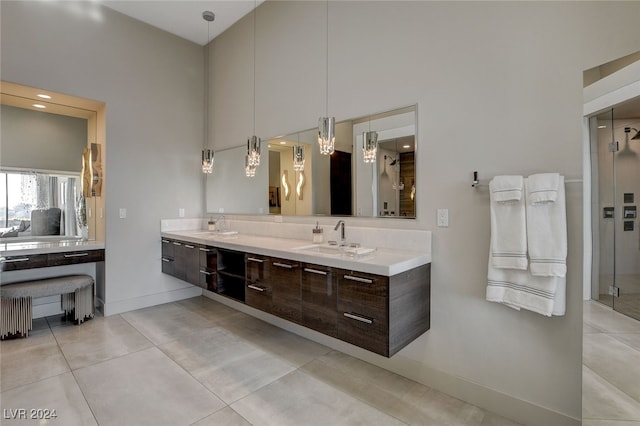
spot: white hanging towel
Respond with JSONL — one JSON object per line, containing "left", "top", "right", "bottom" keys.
{"left": 486, "top": 241, "right": 565, "bottom": 316}
{"left": 489, "top": 175, "right": 527, "bottom": 270}
{"left": 525, "top": 174, "right": 567, "bottom": 277}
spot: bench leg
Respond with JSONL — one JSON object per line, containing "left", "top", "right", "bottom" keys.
{"left": 1, "top": 296, "right": 32, "bottom": 339}
{"left": 60, "top": 284, "right": 94, "bottom": 325}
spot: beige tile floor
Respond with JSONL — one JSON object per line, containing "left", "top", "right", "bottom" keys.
{"left": 583, "top": 300, "right": 640, "bottom": 426}
{"left": 0, "top": 296, "right": 519, "bottom": 426}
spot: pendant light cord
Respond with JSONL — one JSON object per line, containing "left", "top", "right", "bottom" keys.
{"left": 325, "top": 0, "right": 329, "bottom": 116}
{"left": 253, "top": 0, "right": 257, "bottom": 136}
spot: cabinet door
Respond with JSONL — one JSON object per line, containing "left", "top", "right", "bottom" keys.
{"left": 161, "top": 239, "right": 176, "bottom": 276}
{"left": 198, "top": 246, "right": 217, "bottom": 291}
{"left": 301, "top": 264, "right": 337, "bottom": 337}
{"left": 337, "top": 270, "right": 389, "bottom": 356}
{"left": 182, "top": 243, "right": 200, "bottom": 285}
{"left": 246, "top": 254, "right": 271, "bottom": 312}
{"left": 270, "top": 258, "right": 302, "bottom": 323}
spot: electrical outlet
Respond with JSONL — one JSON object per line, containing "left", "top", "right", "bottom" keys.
{"left": 437, "top": 208, "right": 449, "bottom": 227}
{"left": 119, "top": 208, "right": 127, "bottom": 219}
{"left": 178, "top": 208, "right": 185, "bottom": 218}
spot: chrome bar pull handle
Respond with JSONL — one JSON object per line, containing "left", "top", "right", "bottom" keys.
{"left": 273, "top": 262, "right": 293, "bottom": 269}
{"left": 304, "top": 268, "right": 327, "bottom": 276}
{"left": 344, "top": 275, "right": 373, "bottom": 284}
{"left": 1, "top": 257, "right": 29, "bottom": 263}
{"left": 64, "top": 253, "right": 89, "bottom": 258}
{"left": 247, "top": 257, "right": 264, "bottom": 263}
{"left": 343, "top": 312, "right": 373, "bottom": 324}
{"left": 248, "top": 284, "right": 266, "bottom": 292}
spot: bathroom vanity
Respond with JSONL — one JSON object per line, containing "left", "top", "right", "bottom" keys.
{"left": 160, "top": 229, "right": 430, "bottom": 357}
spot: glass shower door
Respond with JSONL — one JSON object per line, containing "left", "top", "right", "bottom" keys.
{"left": 592, "top": 98, "right": 640, "bottom": 320}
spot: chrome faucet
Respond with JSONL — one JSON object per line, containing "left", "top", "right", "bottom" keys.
{"left": 334, "top": 220, "right": 346, "bottom": 245}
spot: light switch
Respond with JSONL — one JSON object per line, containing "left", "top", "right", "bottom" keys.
{"left": 119, "top": 208, "right": 127, "bottom": 219}
{"left": 437, "top": 209, "right": 449, "bottom": 227}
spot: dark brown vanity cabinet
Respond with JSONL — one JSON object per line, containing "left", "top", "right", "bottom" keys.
{"left": 301, "top": 263, "right": 338, "bottom": 337}
{"left": 198, "top": 246, "right": 217, "bottom": 292}
{"left": 337, "top": 270, "right": 389, "bottom": 355}
{"left": 161, "top": 239, "right": 199, "bottom": 285}
{"left": 245, "top": 254, "right": 272, "bottom": 313}
{"left": 270, "top": 258, "right": 302, "bottom": 323}
{"left": 162, "top": 239, "right": 215, "bottom": 290}
{"left": 161, "top": 236, "right": 430, "bottom": 358}
{"left": 336, "top": 263, "right": 431, "bottom": 357}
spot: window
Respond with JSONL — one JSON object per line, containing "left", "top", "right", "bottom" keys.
{"left": 0, "top": 170, "right": 80, "bottom": 238}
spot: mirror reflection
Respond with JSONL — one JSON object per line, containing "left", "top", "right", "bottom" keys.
{"left": 206, "top": 105, "right": 416, "bottom": 218}
{"left": 0, "top": 94, "right": 98, "bottom": 240}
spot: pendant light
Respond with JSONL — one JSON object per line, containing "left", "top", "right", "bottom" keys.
{"left": 362, "top": 130, "right": 378, "bottom": 163}
{"left": 318, "top": 0, "right": 335, "bottom": 156}
{"left": 293, "top": 133, "right": 305, "bottom": 171}
{"left": 246, "top": 0, "right": 261, "bottom": 173}
{"left": 202, "top": 11, "right": 215, "bottom": 173}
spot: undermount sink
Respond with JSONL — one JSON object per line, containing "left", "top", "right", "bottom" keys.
{"left": 293, "top": 244, "right": 343, "bottom": 256}
{"left": 294, "top": 244, "right": 376, "bottom": 258}
{"left": 192, "top": 230, "right": 239, "bottom": 237}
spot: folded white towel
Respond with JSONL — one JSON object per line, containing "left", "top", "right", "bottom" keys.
{"left": 489, "top": 175, "right": 523, "bottom": 202}
{"left": 489, "top": 176, "right": 527, "bottom": 270}
{"left": 486, "top": 242, "right": 564, "bottom": 316}
{"left": 527, "top": 173, "right": 559, "bottom": 204}
{"left": 526, "top": 175, "right": 567, "bottom": 277}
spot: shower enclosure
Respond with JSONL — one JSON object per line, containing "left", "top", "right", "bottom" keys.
{"left": 590, "top": 96, "right": 640, "bottom": 320}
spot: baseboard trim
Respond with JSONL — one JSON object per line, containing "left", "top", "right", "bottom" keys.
{"left": 203, "top": 291, "right": 580, "bottom": 426}
{"left": 103, "top": 286, "right": 202, "bottom": 316}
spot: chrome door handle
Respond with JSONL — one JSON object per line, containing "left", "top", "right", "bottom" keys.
{"left": 343, "top": 312, "right": 373, "bottom": 324}
{"left": 64, "top": 253, "right": 89, "bottom": 258}
{"left": 248, "top": 284, "right": 266, "bottom": 292}
{"left": 304, "top": 268, "right": 327, "bottom": 276}
{"left": 344, "top": 275, "right": 373, "bottom": 284}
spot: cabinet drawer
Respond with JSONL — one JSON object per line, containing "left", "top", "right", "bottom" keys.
{"left": 337, "top": 270, "right": 389, "bottom": 356}
{"left": 246, "top": 282, "right": 272, "bottom": 313}
{"left": 337, "top": 271, "right": 388, "bottom": 318}
{"left": 47, "top": 250, "right": 105, "bottom": 266}
{"left": 302, "top": 264, "right": 337, "bottom": 337}
{"left": 270, "top": 259, "right": 301, "bottom": 323}
{"left": 0, "top": 254, "right": 49, "bottom": 271}
{"left": 337, "top": 312, "right": 388, "bottom": 356}
{"left": 199, "top": 269, "right": 217, "bottom": 292}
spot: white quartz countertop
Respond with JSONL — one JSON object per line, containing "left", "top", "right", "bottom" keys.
{"left": 0, "top": 240, "right": 105, "bottom": 256}
{"left": 161, "top": 230, "right": 430, "bottom": 276}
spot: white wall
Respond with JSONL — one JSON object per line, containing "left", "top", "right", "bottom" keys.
{"left": 1, "top": 1, "right": 205, "bottom": 313}
{"left": 208, "top": 1, "right": 640, "bottom": 424}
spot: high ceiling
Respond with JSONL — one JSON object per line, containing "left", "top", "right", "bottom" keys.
{"left": 99, "top": 1, "right": 262, "bottom": 45}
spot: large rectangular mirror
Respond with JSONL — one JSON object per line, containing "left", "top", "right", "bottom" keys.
{"left": 206, "top": 105, "right": 416, "bottom": 218}
{"left": 0, "top": 90, "right": 100, "bottom": 241}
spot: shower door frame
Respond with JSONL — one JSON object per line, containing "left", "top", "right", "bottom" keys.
{"left": 583, "top": 64, "right": 640, "bottom": 307}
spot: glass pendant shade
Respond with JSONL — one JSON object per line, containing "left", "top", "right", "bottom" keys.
{"left": 362, "top": 131, "right": 378, "bottom": 163}
{"left": 293, "top": 145, "right": 305, "bottom": 171}
{"left": 245, "top": 155, "right": 256, "bottom": 177}
{"left": 247, "top": 135, "right": 261, "bottom": 167}
{"left": 202, "top": 149, "right": 214, "bottom": 173}
{"left": 318, "top": 116, "right": 335, "bottom": 155}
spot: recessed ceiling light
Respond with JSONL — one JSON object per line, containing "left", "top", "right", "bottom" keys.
{"left": 597, "top": 125, "right": 606, "bottom": 129}
{"left": 37, "top": 94, "right": 51, "bottom": 99}
{"left": 402, "top": 144, "right": 411, "bottom": 149}
{"left": 32, "top": 104, "right": 46, "bottom": 109}
{"left": 279, "top": 141, "right": 287, "bottom": 145}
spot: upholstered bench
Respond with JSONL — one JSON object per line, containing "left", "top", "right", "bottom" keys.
{"left": 0, "top": 274, "right": 94, "bottom": 339}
